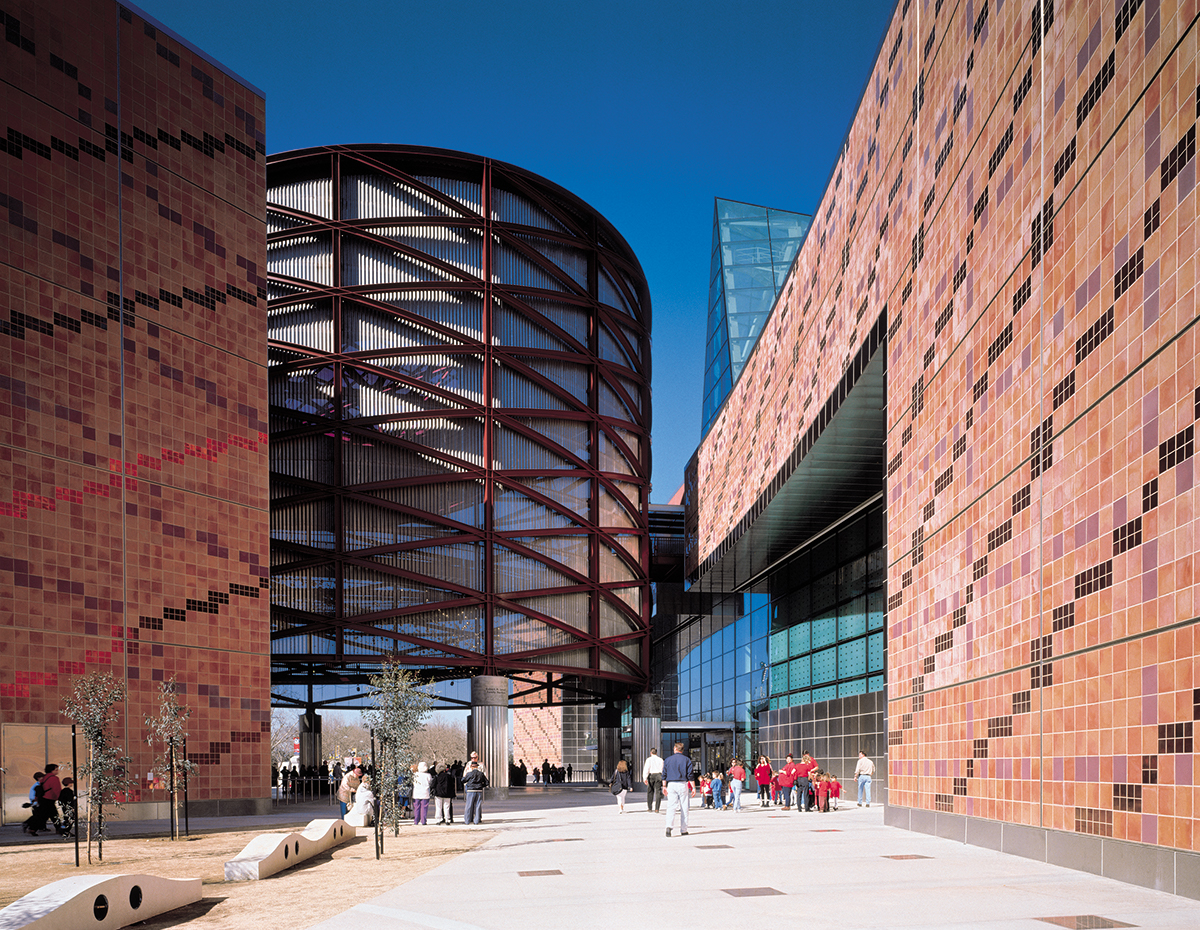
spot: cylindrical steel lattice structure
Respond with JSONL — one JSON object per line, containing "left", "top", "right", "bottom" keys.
{"left": 266, "top": 145, "right": 651, "bottom": 703}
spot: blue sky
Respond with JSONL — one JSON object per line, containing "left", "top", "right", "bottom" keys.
{"left": 138, "top": 0, "right": 896, "bottom": 502}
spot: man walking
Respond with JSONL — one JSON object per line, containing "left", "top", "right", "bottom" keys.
{"left": 462, "top": 760, "right": 489, "bottom": 824}
{"left": 642, "top": 747, "right": 664, "bottom": 812}
{"left": 662, "top": 742, "right": 693, "bottom": 837}
{"left": 855, "top": 750, "right": 875, "bottom": 807}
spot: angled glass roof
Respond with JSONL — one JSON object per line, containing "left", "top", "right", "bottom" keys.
{"left": 700, "top": 199, "right": 811, "bottom": 437}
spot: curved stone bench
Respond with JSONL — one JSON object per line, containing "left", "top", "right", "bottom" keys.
{"left": 224, "top": 818, "right": 353, "bottom": 882}
{"left": 0, "top": 874, "right": 200, "bottom": 930}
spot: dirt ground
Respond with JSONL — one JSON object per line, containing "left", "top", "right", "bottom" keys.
{"left": 0, "top": 822, "right": 492, "bottom": 929}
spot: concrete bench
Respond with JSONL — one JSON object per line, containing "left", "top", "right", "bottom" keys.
{"left": 224, "top": 818, "right": 353, "bottom": 881}
{"left": 0, "top": 874, "right": 200, "bottom": 930}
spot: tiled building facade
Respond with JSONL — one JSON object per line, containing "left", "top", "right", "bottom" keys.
{"left": 689, "top": 0, "right": 1200, "bottom": 893}
{"left": 0, "top": 0, "right": 270, "bottom": 817}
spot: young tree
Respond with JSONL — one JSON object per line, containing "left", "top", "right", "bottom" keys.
{"left": 321, "top": 711, "right": 372, "bottom": 765}
{"left": 144, "top": 677, "right": 196, "bottom": 839}
{"left": 362, "top": 661, "right": 432, "bottom": 839}
{"left": 61, "top": 672, "right": 134, "bottom": 863}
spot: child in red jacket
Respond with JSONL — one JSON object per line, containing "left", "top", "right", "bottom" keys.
{"left": 815, "top": 773, "right": 831, "bottom": 812}
{"left": 829, "top": 774, "right": 842, "bottom": 810}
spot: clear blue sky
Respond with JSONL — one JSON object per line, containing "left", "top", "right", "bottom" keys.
{"left": 138, "top": 0, "right": 896, "bottom": 502}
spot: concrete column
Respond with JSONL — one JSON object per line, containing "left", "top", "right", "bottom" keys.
{"left": 596, "top": 703, "right": 621, "bottom": 784}
{"left": 631, "top": 692, "right": 661, "bottom": 785}
{"left": 470, "top": 676, "right": 509, "bottom": 800}
{"left": 298, "top": 712, "right": 321, "bottom": 768}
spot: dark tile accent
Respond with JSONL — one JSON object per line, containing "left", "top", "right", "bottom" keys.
{"left": 883, "top": 854, "right": 932, "bottom": 859}
{"left": 1035, "top": 918, "right": 1135, "bottom": 929}
{"left": 518, "top": 870, "right": 563, "bottom": 877}
{"left": 722, "top": 887, "right": 784, "bottom": 897}
{"left": 697, "top": 844, "right": 733, "bottom": 849}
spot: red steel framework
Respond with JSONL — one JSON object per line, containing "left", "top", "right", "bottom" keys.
{"left": 266, "top": 145, "right": 651, "bottom": 708}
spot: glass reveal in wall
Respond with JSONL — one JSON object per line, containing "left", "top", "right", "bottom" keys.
{"left": 701, "top": 199, "right": 811, "bottom": 436}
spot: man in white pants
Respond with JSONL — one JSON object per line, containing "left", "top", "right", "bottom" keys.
{"left": 662, "top": 742, "right": 693, "bottom": 837}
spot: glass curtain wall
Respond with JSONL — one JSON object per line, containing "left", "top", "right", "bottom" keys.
{"left": 652, "top": 501, "right": 885, "bottom": 763}
{"left": 701, "top": 199, "right": 811, "bottom": 436}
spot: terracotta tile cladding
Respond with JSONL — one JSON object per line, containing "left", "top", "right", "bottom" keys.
{"left": 693, "top": 0, "right": 1200, "bottom": 851}
{"left": 0, "top": 0, "right": 269, "bottom": 806}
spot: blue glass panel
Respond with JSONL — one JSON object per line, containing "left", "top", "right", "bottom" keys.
{"left": 839, "top": 596, "right": 867, "bottom": 640}
{"left": 678, "top": 691, "right": 690, "bottom": 717}
{"left": 751, "top": 637, "right": 768, "bottom": 671}
{"left": 812, "top": 685, "right": 838, "bottom": 702}
{"left": 838, "top": 678, "right": 867, "bottom": 698}
{"left": 724, "top": 287, "right": 776, "bottom": 319}
{"left": 767, "top": 208, "right": 812, "bottom": 240}
{"left": 735, "top": 673, "right": 751, "bottom": 705}
{"left": 838, "top": 638, "right": 867, "bottom": 677}
{"left": 770, "top": 629, "right": 789, "bottom": 662}
{"left": 868, "top": 590, "right": 886, "bottom": 630}
{"left": 789, "top": 622, "right": 810, "bottom": 656}
{"left": 752, "top": 610, "right": 769, "bottom": 640}
{"left": 789, "top": 656, "right": 811, "bottom": 689}
{"left": 868, "top": 675, "right": 885, "bottom": 692}
{"left": 771, "top": 663, "right": 788, "bottom": 693}
{"left": 736, "top": 614, "right": 751, "bottom": 646}
{"left": 868, "top": 632, "right": 885, "bottom": 671}
{"left": 723, "top": 649, "right": 734, "bottom": 681}
{"left": 701, "top": 635, "right": 712, "bottom": 665}
{"left": 737, "top": 642, "right": 751, "bottom": 675}
{"left": 812, "top": 646, "right": 837, "bottom": 684}
{"left": 795, "top": 689, "right": 811, "bottom": 705}
{"left": 703, "top": 684, "right": 713, "bottom": 714}
{"left": 812, "top": 612, "right": 837, "bottom": 649}
{"left": 717, "top": 198, "right": 769, "bottom": 222}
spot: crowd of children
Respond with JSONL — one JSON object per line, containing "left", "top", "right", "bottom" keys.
{"left": 695, "top": 755, "right": 842, "bottom": 812}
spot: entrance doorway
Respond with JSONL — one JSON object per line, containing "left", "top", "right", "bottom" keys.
{"left": 1, "top": 724, "right": 74, "bottom": 824}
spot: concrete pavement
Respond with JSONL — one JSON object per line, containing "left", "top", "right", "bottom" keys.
{"left": 306, "top": 790, "right": 1200, "bottom": 930}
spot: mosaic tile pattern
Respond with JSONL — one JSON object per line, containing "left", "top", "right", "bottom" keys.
{"left": 0, "top": 0, "right": 269, "bottom": 808}
{"left": 693, "top": 0, "right": 1199, "bottom": 854}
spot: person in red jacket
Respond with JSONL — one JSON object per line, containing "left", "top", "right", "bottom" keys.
{"left": 828, "top": 773, "right": 842, "bottom": 810}
{"left": 754, "top": 756, "right": 773, "bottom": 807}
{"left": 815, "top": 772, "right": 831, "bottom": 812}
{"left": 795, "top": 751, "right": 818, "bottom": 812}
{"left": 776, "top": 754, "right": 799, "bottom": 810}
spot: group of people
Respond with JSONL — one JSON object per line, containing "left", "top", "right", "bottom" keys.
{"left": 648, "top": 745, "right": 876, "bottom": 836}
{"left": 20, "top": 764, "right": 76, "bottom": 838}
{"left": 335, "top": 752, "right": 491, "bottom": 828}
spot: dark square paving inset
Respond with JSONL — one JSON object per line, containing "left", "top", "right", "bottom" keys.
{"left": 518, "top": 870, "right": 563, "bottom": 877}
{"left": 883, "top": 854, "right": 933, "bottom": 859}
{"left": 1036, "top": 918, "right": 1136, "bottom": 929}
{"left": 722, "top": 887, "right": 785, "bottom": 897}
{"left": 810, "top": 829, "right": 842, "bottom": 832}
{"left": 697, "top": 844, "right": 733, "bottom": 849}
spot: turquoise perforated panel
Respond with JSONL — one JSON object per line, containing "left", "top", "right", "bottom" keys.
{"left": 813, "top": 612, "right": 837, "bottom": 648}
{"left": 839, "top": 596, "right": 867, "bottom": 639}
{"left": 838, "top": 637, "right": 867, "bottom": 677}
{"left": 868, "top": 590, "right": 886, "bottom": 630}
{"left": 812, "top": 645, "right": 837, "bottom": 684}
{"left": 868, "top": 631, "right": 885, "bottom": 671}
{"left": 838, "top": 677, "right": 867, "bottom": 698}
{"left": 789, "top": 656, "right": 811, "bottom": 689}
{"left": 789, "top": 621, "right": 811, "bottom": 655}
{"left": 769, "top": 630, "right": 788, "bottom": 662}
